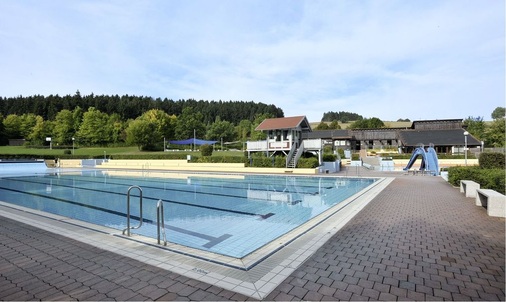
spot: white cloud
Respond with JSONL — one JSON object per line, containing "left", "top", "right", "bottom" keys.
{"left": 0, "top": 0, "right": 503, "bottom": 121}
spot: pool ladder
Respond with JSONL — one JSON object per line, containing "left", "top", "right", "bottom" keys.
{"left": 157, "top": 199, "right": 167, "bottom": 246}
{"left": 122, "top": 186, "right": 167, "bottom": 246}
{"left": 123, "top": 186, "right": 143, "bottom": 236}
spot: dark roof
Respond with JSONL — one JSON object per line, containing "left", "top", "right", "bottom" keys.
{"left": 255, "top": 116, "right": 311, "bottom": 131}
{"left": 398, "top": 129, "right": 481, "bottom": 147}
{"left": 412, "top": 119, "right": 463, "bottom": 124}
{"left": 303, "top": 130, "right": 351, "bottom": 139}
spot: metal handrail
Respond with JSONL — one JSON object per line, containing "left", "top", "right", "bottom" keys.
{"left": 157, "top": 199, "right": 167, "bottom": 246}
{"left": 285, "top": 142, "right": 297, "bottom": 168}
{"left": 122, "top": 185, "right": 143, "bottom": 236}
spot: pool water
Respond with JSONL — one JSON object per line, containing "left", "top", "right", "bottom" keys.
{"left": 0, "top": 167, "right": 376, "bottom": 258}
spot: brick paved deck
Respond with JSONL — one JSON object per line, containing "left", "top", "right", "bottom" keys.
{"left": 1, "top": 170, "right": 504, "bottom": 301}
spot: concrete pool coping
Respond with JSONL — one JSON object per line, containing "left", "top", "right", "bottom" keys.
{"left": 0, "top": 171, "right": 393, "bottom": 299}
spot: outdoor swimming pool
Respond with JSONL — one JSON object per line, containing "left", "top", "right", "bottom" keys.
{"left": 0, "top": 164, "right": 378, "bottom": 259}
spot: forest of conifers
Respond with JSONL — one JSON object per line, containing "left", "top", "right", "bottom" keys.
{"left": 0, "top": 91, "right": 284, "bottom": 125}
{"left": 0, "top": 92, "right": 286, "bottom": 149}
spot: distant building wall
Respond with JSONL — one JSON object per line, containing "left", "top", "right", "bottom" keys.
{"left": 412, "top": 120, "right": 463, "bottom": 130}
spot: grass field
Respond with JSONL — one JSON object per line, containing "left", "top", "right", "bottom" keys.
{"left": 0, "top": 146, "right": 244, "bottom": 158}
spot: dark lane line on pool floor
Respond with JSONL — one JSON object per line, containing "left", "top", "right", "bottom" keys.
{"left": 0, "top": 185, "right": 235, "bottom": 248}
{"left": 1, "top": 178, "right": 276, "bottom": 219}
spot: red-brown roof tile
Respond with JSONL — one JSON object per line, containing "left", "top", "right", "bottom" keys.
{"left": 255, "top": 116, "right": 311, "bottom": 131}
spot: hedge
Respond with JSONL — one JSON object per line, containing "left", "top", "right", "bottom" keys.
{"left": 246, "top": 155, "right": 285, "bottom": 168}
{"left": 479, "top": 152, "right": 505, "bottom": 169}
{"left": 0, "top": 154, "right": 58, "bottom": 160}
{"left": 322, "top": 153, "right": 337, "bottom": 161}
{"left": 244, "top": 155, "right": 320, "bottom": 168}
{"left": 448, "top": 166, "right": 505, "bottom": 195}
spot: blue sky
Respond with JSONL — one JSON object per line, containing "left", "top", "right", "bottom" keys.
{"left": 1, "top": 0, "right": 504, "bottom": 122}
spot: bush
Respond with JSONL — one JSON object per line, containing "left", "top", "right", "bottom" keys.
{"left": 63, "top": 149, "right": 71, "bottom": 155}
{"left": 323, "top": 153, "right": 337, "bottom": 162}
{"left": 246, "top": 154, "right": 285, "bottom": 168}
{"left": 448, "top": 166, "right": 481, "bottom": 186}
{"left": 323, "top": 145, "right": 333, "bottom": 154}
{"left": 245, "top": 153, "right": 321, "bottom": 168}
{"left": 109, "top": 153, "right": 188, "bottom": 160}
{"left": 200, "top": 144, "right": 213, "bottom": 157}
{"left": 448, "top": 166, "right": 505, "bottom": 194}
{"left": 297, "top": 157, "right": 319, "bottom": 168}
{"left": 479, "top": 152, "right": 505, "bottom": 169}
{"left": 193, "top": 156, "right": 245, "bottom": 163}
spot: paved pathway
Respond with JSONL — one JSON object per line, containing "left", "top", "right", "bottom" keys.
{"left": 1, "top": 171, "right": 504, "bottom": 301}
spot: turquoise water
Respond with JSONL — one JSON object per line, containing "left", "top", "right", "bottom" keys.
{"left": 0, "top": 164, "right": 376, "bottom": 258}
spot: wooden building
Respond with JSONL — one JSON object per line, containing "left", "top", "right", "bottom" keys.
{"left": 246, "top": 116, "right": 322, "bottom": 168}
{"left": 247, "top": 117, "right": 482, "bottom": 167}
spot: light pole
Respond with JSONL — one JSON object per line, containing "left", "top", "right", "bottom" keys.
{"left": 72, "top": 137, "right": 75, "bottom": 155}
{"left": 463, "top": 131, "right": 469, "bottom": 166}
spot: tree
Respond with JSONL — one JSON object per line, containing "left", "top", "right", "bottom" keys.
{"left": 108, "top": 113, "right": 127, "bottom": 144}
{"left": 491, "top": 107, "right": 505, "bottom": 120}
{"left": 321, "top": 111, "right": 362, "bottom": 123}
{"left": 236, "top": 119, "right": 252, "bottom": 142}
{"left": 27, "top": 117, "right": 53, "bottom": 146}
{"left": 141, "top": 109, "right": 176, "bottom": 139}
{"left": 484, "top": 118, "right": 505, "bottom": 147}
{"left": 53, "top": 109, "right": 76, "bottom": 145}
{"left": 76, "top": 107, "right": 110, "bottom": 146}
{"left": 0, "top": 94, "right": 284, "bottom": 125}
{"left": 329, "top": 120, "right": 341, "bottom": 130}
{"left": 315, "top": 121, "right": 330, "bottom": 130}
{"left": 125, "top": 118, "right": 159, "bottom": 150}
{"left": 463, "top": 116, "right": 486, "bottom": 141}
{"left": 206, "top": 117, "right": 236, "bottom": 142}
{"left": 348, "top": 117, "right": 385, "bottom": 129}
{"left": 250, "top": 113, "right": 273, "bottom": 141}
{"left": 174, "top": 107, "right": 206, "bottom": 140}
{"left": 19, "top": 113, "right": 39, "bottom": 138}
{"left": 3, "top": 114, "right": 22, "bottom": 138}
{"left": 0, "top": 114, "right": 7, "bottom": 145}
{"left": 72, "top": 106, "right": 83, "bottom": 133}
{"left": 125, "top": 109, "right": 175, "bottom": 150}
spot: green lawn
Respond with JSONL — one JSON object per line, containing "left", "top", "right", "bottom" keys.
{"left": 0, "top": 146, "right": 139, "bottom": 156}
{"left": 0, "top": 146, "right": 244, "bottom": 158}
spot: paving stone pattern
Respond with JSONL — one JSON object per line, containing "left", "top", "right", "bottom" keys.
{"left": 265, "top": 175, "right": 505, "bottom": 301}
{"left": 1, "top": 172, "right": 504, "bottom": 301}
{"left": 0, "top": 219, "right": 250, "bottom": 301}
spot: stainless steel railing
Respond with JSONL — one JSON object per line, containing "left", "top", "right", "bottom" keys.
{"left": 156, "top": 199, "right": 167, "bottom": 246}
{"left": 122, "top": 185, "right": 143, "bottom": 236}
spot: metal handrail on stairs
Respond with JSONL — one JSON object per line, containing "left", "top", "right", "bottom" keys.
{"left": 122, "top": 185, "right": 143, "bottom": 236}
{"left": 286, "top": 143, "right": 297, "bottom": 168}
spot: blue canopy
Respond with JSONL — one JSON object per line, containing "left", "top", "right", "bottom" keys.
{"left": 168, "top": 138, "right": 217, "bottom": 145}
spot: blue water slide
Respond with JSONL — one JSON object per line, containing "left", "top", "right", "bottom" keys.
{"left": 426, "top": 147, "right": 439, "bottom": 176}
{"left": 403, "top": 147, "right": 426, "bottom": 171}
{"left": 403, "top": 146, "right": 440, "bottom": 176}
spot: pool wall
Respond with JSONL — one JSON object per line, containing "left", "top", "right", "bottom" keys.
{"left": 58, "top": 159, "right": 320, "bottom": 174}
